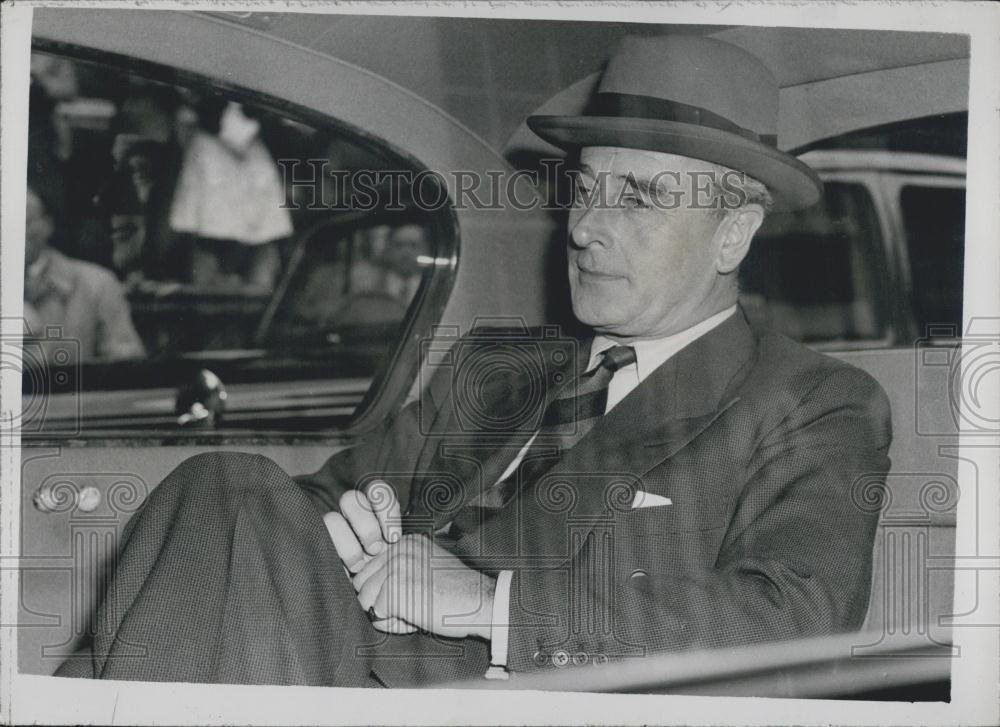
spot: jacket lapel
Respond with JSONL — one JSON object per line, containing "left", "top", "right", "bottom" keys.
{"left": 465, "top": 310, "right": 758, "bottom": 562}
{"left": 408, "top": 335, "right": 583, "bottom": 530}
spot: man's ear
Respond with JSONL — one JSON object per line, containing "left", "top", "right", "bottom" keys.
{"left": 714, "top": 204, "right": 764, "bottom": 274}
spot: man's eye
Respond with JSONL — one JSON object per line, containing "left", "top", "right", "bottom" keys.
{"left": 573, "top": 183, "right": 594, "bottom": 205}
{"left": 620, "top": 194, "right": 650, "bottom": 209}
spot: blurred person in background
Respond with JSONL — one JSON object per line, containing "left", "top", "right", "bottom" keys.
{"left": 169, "top": 99, "right": 293, "bottom": 293}
{"left": 97, "top": 137, "right": 187, "bottom": 286}
{"left": 100, "top": 84, "right": 187, "bottom": 281}
{"left": 349, "top": 223, "right": 429, "bottom": 305}
{"left": 23, "top": 186, "right": 146, "bottom": 362}
{"left": 100, "top": 161, "right": 149, "bottom": 287}
{"left": 332, "top": 222, "right": 430, "bottom": 329}
{"left": 27, "top": 79, "right": 113, "bottom": 264}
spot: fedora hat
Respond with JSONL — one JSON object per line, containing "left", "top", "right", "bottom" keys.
{"left": 528, "top": 35, "right": 821, "bottom": 211}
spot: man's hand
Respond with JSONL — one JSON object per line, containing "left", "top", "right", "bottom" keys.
{"left": 324, "top": 480, "right": 401, "bottom": 569}
{"left": 351, "top": 533, "right": 496, "bottom": 641}
{"left": 322, "top": 482, "right": 496, "bottom": 640}
{"left": 323, "top": 481, "right": 416, "bottom": 634}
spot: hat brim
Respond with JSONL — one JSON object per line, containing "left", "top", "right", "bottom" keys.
{"left": 527, "top": 115, "right": 822, "bottom": 212}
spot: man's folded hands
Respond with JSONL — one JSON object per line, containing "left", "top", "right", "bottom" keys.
{"left": 323, "top": 481, "right": 495, "bottom": 641}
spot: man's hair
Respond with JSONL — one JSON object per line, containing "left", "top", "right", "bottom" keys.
{"left": 702, "top": 160, "right": 774, "bottom": 219}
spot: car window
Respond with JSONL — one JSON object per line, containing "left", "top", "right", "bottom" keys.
{"left": 22, "top": 49, "right": 454, "bottom": 435}
{"left": 739, "top": 182, "right": 887, "bottom": 345}
{"left": 899, "top": 184, "right": 965, "bottom": 335}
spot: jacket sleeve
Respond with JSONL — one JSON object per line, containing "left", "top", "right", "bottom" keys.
{"left": 294, "top": 353, "right": 455, "bottom": 513}
{"left": 294, "top": 399, "right": 426, "bottom": 513}
{"left": 504, "top": 366, "right": 892, "bottom": 672}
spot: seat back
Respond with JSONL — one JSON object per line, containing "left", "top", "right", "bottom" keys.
{"left": 833, "top": 347, "right": 958, "bottom": 652}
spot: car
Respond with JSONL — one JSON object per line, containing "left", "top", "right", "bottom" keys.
{"left": 741, "top": 148, "right": 966, "bottom": 350}
{"left": 11, "top": 7, "right": 975, "bottom": 704}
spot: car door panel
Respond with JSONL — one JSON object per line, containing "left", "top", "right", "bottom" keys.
{"left": 18, "top": 442, "right": 348, "bottom": 675}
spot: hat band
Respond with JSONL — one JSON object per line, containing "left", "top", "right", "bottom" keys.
{"left": 588, "top": 92, "right": 777, "bottom": 147}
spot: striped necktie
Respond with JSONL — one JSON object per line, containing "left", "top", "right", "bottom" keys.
{"left": 449, "top": 344, "right": 637, "bottom": 535}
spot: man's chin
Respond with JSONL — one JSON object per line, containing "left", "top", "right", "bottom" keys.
{"left": 570, "top": 304, "right": 629, "bottom": 336}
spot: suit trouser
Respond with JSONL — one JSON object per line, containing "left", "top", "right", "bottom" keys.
{"left": 54, "top": 452, "right": 401, "bottom": 686}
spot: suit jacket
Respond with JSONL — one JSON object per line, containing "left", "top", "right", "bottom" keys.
{"left": 296, "top": 310, "right": 892, "bottom": 685}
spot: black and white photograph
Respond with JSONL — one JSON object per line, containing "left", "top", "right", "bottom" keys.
{"left": 0, "top": 1, "right": 997, "bottom": 725}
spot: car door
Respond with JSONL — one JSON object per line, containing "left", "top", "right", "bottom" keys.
{"left": 18, "top": 8, "right": 554, "bottom": 676}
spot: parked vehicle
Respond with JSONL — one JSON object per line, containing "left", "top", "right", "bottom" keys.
{"left": 742, "top": 148, "right": 966, "bottom": 350}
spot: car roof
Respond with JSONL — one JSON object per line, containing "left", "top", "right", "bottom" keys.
{"left": 200, "top": 14, "right": 970, "bottom": 154}
{"left": 33, "top": 10, "right": 970, "bottom": 159}
{"left": 499, "top": 27, "right": 968, "bottom": 156}
{"left": 195, "top": 14, "right": 969, "bottom": 109}
{"left": 799, "top": 149, "right": 967, "bottom": 176}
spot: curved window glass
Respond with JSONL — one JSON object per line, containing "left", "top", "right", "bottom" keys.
{"left": 21, "top": 49, "right": 456, "bottom": 437}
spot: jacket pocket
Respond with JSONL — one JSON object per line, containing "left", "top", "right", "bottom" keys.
{"left": 612, "top": 498, "right": 730, "bottom": 536}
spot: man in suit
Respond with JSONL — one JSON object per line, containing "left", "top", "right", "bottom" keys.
{"left": 59, "top": 35, "right": 891, "bottom": 687}
{"left": 23, "top": 185, "right": 146, "bottom": 362}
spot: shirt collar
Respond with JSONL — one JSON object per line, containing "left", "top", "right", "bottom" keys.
{"left": 587, "top": 305, "right": 738, "bottom": 382}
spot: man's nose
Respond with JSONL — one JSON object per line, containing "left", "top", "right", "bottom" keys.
{"left": 569, "top": 204, "right": 610, "bottom": 250}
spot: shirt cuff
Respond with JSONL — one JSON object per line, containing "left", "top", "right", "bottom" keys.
{"left": 484, "top": 570, "right": 514, "bottom": 680}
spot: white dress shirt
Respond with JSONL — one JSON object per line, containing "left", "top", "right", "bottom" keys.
{"left": 485, "top": 305, "right": 738, "bottom": 677}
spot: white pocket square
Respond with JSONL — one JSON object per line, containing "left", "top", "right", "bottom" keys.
{"left": 631, "top": 491, "right": 673, "bottom": 509}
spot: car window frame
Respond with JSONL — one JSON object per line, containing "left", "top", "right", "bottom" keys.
{"left": 742, "top": 170, "right": 899, "bottom": 353}
{"left": 24, "top": 39, "right": 461, "bottom": 446}
{"left": 820, "top": 169, "right": 902, "bottom": 351}
{"left": 794, "top": 149, "right": 968, "bottom": 351}
{"left": 879, "top": 172, "right": 967, "bottom": 346}
{"left": 810, "top": 169, "right": 910, "bottom": 352}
